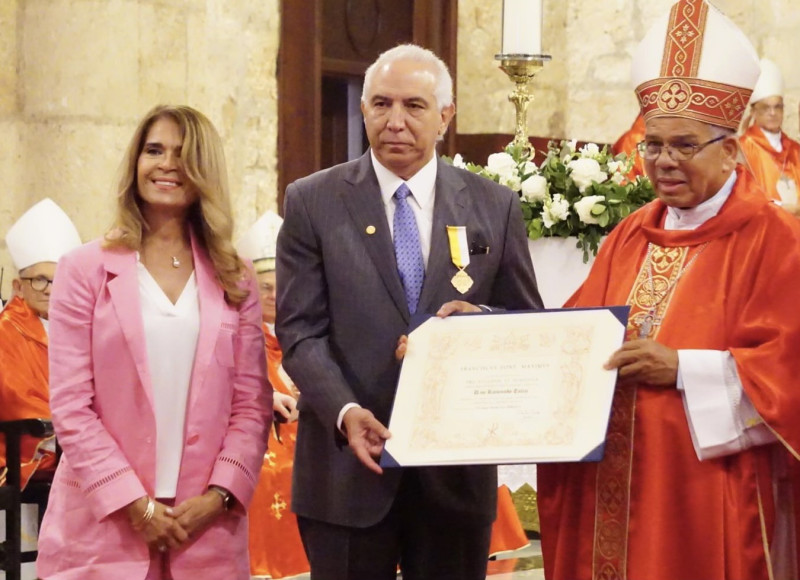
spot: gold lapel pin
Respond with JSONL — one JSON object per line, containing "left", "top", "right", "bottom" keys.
{"left": 366, "top": 225, "right": 376, "bottom": 235}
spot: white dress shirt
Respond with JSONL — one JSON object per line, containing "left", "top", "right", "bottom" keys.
{"left": 138, "top": 263, "right": 200, "bottom": 497}
{"left": 337, "top": 153, "right": 439, "bottom": 431}
{"left": 664, "top": 171, "right": 776, "bottom": 460}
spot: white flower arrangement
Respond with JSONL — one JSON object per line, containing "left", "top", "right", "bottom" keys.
{"left": 450, "top": 141, "right": 655, "bottom": 261}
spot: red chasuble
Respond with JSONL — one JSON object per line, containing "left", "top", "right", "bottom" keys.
{"left": 538, "top": 167, "right": 800, "bottom": 580}
{"left": 248, "top": 325, "right": 310, "bottom": 578}
{"left": 0, "top": 295, "right": 56, "bottom": 489}
{"left": 739, "top": 124, "right": 800, "bottom": 203}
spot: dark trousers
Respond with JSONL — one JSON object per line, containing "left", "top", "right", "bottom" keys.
{"left": 297, "top": 471, "right": 493, "bottom": 580}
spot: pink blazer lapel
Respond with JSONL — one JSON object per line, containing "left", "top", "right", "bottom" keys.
{"left": 104, "top": 248, "right": 154, "bottom": 409}
{"left": 187, "top": 232, "right": 225, "bottom": 409}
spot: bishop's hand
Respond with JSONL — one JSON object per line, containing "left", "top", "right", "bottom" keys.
{"left": 604, "top": 339, "right": 679, "bottom": 388}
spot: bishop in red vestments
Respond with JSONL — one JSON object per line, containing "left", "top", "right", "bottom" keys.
{"left": 0, "top": 199, "right": 81, "bottom": 489}
{"left": 238, "top": 211, "right": 310, "bottom": 578}
{"left": 538, "top": 3, "right": 800, "bottom": 579}
{"left": 738, "top": 59, "right": 800, "bottom": 207}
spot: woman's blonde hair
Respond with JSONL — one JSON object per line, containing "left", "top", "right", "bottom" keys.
{"left": 105, "top": 104, "right": 249, "bottom": 305}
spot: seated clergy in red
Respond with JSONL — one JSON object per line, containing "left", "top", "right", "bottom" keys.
{"left": 0, "top": 198, "right": 81, "bottom": 488}
{"left": 537, "top": 2, "right": 800, "bottom": 579}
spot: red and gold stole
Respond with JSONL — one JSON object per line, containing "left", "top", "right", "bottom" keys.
{"left": 591, "top": 244, "right": 694, "bottom": 579}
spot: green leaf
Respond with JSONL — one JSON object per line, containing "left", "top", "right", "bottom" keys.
{"left": 590, "top": 204, "right": 606, "bottom": 216}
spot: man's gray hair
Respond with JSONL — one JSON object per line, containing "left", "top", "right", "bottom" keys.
{"left": 362, "top": 44, "right": 453, "bottom": 112}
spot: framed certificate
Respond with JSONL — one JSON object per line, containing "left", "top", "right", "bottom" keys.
{"left": 380, "top": 306, "right": 629, "bottom": 467}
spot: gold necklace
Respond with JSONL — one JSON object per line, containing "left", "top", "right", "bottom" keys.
{"left": 637, "top": 242, "right": 709, "bottom": 339}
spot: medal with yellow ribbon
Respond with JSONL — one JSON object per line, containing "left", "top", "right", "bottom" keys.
{"left": 446, "top": 225, "right": 473, "bottom": 294}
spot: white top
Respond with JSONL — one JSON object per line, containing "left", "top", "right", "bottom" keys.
{"left": 664, "top": 171, "right": 776, "bottom": 460}
{"left": 138, "top": 263, "right": 200, "bottom": 497}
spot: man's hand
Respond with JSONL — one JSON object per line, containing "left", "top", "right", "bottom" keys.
{"left": 273, "top": 391, "right": 299, "bottom": 422}
{"left": 604, "top": 339, "right": 679, "bottom": 387}
{"left": 395, "top": 335, "right": 408, "bottom": 361}
{"left": 341, "top": 407, "right": 391, "bottom": 475}
{"left": 170, "top": 491, "right": 227, "bottom": 538}
{"left": 436, "top": 300, "right": 482, "bottom": 318}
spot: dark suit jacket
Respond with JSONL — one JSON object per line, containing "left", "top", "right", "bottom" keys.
{"left": 276, "top": 152, "right": 542, "bottom": 528}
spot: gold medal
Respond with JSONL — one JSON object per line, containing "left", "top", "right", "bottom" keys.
{"left": 446, "top": 226, "right": 472, "bottom": 294}
{"left": 451, "top": 269, "right": 473, "bottom": 294}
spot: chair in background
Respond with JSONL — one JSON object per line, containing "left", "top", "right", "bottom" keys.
{"left": 0, "top": 419, "right": 54, "bottom": 580}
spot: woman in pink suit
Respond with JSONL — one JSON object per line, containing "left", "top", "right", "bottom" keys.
{"left": 37, "top": 105, "right": 272, "bottom": 580}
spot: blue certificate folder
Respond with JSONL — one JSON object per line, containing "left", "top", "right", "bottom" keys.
{"left": 380, "top": 305, "right": 630, "bottom": 468}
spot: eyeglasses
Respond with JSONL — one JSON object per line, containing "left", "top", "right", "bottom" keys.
{"left": 20, "top": 276, "right": 54, "bottom": 292}
{"left": 636, "top": 135, "right": 726, "bottom": 161}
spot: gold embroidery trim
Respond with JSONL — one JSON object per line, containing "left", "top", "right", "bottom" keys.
{"left": 661, "top": 0, "right": 707, "bottom": 78}
{"left": 592, "top": 245, "right": 689, "bottom": 579}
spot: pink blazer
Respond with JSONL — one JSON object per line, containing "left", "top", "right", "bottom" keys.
{"left": 37, "top": 237, "right": 271, "bottom": 580}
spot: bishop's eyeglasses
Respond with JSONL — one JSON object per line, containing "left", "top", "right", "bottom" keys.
{"left": 20, "top": 276, "right": 54, "bottom": 292}
{"left": 636, "top": 135, "right": 726, "bottom": 161}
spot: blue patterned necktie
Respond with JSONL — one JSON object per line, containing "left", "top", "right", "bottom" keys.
{"left": 393, "top": 183, "right": 425, "bottom": 314}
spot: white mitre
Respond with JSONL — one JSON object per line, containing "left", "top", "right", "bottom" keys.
{"left": 631, "top": 0, "right": 760, "bottom": 131}
{"left": 749, "top": 58, "right": 784, "bottom": 104}
{"left": 6, "top": 198, "right": 82, "bottom": 271}
{"left": 236, "top": 211, "right": 283, "bottom": 273}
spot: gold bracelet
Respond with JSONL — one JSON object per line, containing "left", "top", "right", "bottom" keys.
{"left": 132, "top": 497, "right": 155, "bottom": 530}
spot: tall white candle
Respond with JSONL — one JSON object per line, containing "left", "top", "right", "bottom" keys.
{"left": 501, "top": 0, "right": 543, "bottom": 56}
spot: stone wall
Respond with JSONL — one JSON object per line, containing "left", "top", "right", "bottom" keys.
{"left": 0, "top": 0, "right": 279, "bottom": 299}
{"left": 457, "top": 0, "right": 800, "bottom": 152}
{"left": 2, "top": 0, "right": 799, "bottom": 299}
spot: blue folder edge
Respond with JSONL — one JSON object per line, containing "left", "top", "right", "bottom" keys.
{"left": 379, "top": 305, "right": 631, "bottom": 468}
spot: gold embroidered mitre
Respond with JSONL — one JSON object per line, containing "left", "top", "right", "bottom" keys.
{"left": 631, "top": 0, "right": 760, "bottom": 130}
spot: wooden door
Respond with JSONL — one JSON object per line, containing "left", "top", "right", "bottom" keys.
{"left": 278, "top": 0, "right": 458, "bottom": 208}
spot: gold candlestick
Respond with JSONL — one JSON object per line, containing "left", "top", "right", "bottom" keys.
{"left": 495, "top": 54, "right": 551, "bottom": 157}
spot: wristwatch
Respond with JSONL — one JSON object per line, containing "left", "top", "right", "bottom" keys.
{"left": 208, "top": 485, "right": 234, "bottom": 511}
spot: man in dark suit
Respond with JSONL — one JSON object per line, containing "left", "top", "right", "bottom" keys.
{"left": 276, "top": 44, "right": 542, "bottom": 580}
